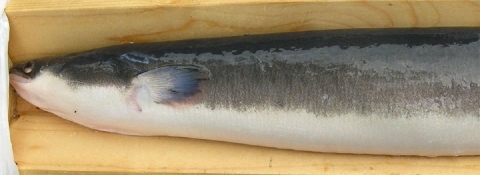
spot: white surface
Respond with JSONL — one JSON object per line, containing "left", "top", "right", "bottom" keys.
{"left": 0, "top": 0, "right": 19, "bottom": 174}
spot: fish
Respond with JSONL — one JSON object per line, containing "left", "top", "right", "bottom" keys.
{"left": 9, "top": 28, "right": 480, "bottom": 156}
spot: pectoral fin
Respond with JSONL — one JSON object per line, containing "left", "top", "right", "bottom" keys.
{"left": 132, "top": 65, "right": 210, "bottom": 105}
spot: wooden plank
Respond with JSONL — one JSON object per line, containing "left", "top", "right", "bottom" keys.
{"left": 10, "top": 96, "right": 480, "bottom": 174}
{"left": 8, "top": 88, "right": 15, "bottom": 122}
{"left": 6, "top": 0, "right": 480, "bottom": 63}
{"left": 8, "top": 59, "right": 16, "bottom": 123}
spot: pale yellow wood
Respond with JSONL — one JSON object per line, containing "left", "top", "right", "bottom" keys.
{"left": 10, "top": 96, "right": 480, "bottom": 174}
{"left": 6, "top": 0, "right": 480, "bottom": 63}
{"left": 8, "top": 58, "right": 15, "bottom": 123}
{"left": 8, "top": 88, "right": 15, "bottom": 123}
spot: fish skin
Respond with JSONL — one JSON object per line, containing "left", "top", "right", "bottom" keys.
{"left": 9, "top": 28, "right": 480, "bottom": 156}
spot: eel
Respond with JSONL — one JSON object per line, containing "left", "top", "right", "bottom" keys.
{"left": 9, "top": 28, "right": 480, "bottom": 156}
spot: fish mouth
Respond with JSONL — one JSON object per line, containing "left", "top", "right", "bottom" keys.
{"left": 9, "top": 73, "right": 32, "bottom": 84}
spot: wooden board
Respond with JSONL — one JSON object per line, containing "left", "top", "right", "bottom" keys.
{"left": 8, "top": 58, "right": 15, "bottom": 122}
{"left": 6, "top": 0, "right": 480, "bottom": 174}
{"left": 10, "top": 96, "right": 480, "bottom": 175}
{"left": 6, "top": 0, "right": 480, "bottom": 63}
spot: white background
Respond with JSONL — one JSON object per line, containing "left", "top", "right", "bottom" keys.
{"left": 1, "top": 0, "right": 19, "bottom": 174}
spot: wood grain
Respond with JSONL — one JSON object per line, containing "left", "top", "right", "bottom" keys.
{"left": 6, "top": 0, "right": 480, "bottom": 63}
{"left": 8, "top": 59, "right": 16, "bottom": 123}
{"left": 8, "top": 88, "right": 15, "bottom": 123}
{"left": 10, "top": 96, "right": 480, "bottom": 174}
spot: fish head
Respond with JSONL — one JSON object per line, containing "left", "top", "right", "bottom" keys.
{"left": 9, "top": 60, "right": 41, "bottom": 82}
{"left": 9, "top": 59, "right": 53, "bottom": 109}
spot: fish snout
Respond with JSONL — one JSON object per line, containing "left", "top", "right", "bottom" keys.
{"left": 9, "top": 72, "right": 32, "bottom": 84}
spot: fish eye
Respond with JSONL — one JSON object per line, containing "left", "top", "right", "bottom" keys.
{"left": 23, "top": 61, "right": 34, "bottom": 74}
